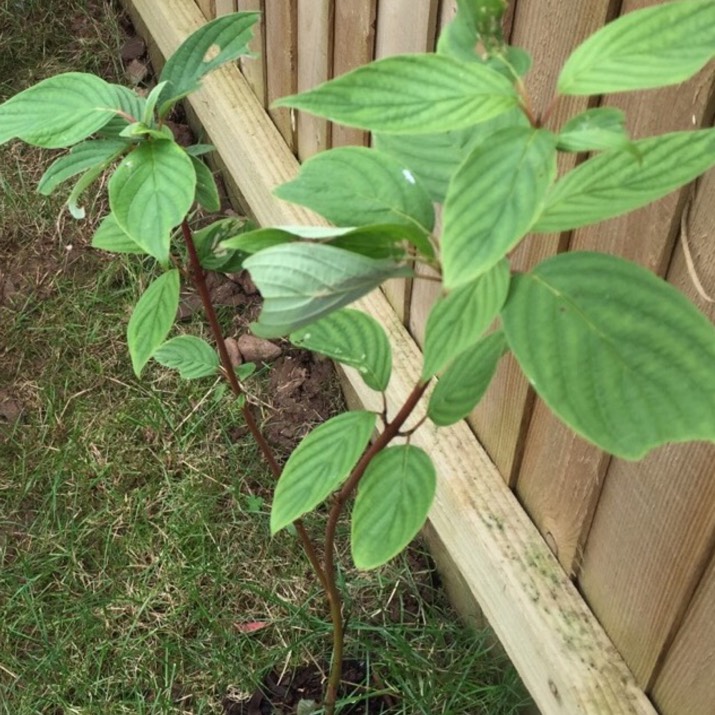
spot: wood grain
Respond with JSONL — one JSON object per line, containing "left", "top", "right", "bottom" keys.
{"left": 331, "top": 0, "right": 376, "bottom": 148}
{"left": 467, "top": 0, "right": 616, "bottom": 485}
{"left": 652, "top": 552, "right": 715, "bottom": 715}
{"left": 214, "top": 0, "right": 234, "bottom": 14}
{"left": 264, "top": 0, "right": 298, "bottom": 150}
{"left": 296, "top": 0, "right": 333, "bottom": 160}
{"left": 236, "top": 0, "right": 266, "bottom": 106}
{"left": 650, "top": 169, "right": 715, "bottom": 715}
{"left": 121, "top": 2, "right": 661, "bottom": 710}
{"left": 195, "top": 0, "right": 214, "bottom": 20}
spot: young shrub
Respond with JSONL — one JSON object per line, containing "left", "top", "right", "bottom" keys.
{"left": 2, "top": 1, "right": 714, "bottom": 712}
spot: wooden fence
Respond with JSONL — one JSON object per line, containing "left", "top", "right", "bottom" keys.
{"left": 128, "top": 1, "right": 715, "bottom": 713}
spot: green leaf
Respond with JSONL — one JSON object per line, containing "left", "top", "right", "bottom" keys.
{"left": 91, "top": 213, "right": 145, "bottom": 254}
{"left": 245, "top": 243, "right": 411, "bottom": 338}
{"left": 374, "top": 108, "right": 529, "bottom": 203}
{"left": 152, "top": 335, "right": 219, "bottom": 379}
{"left": 428, "top": 331, "right": 507, "bottom": 426}
{"left": 535, "top": 129, "right": 715, "bottom": 233}
{"left": 290, "top": 309, "right": 392, "bottom": 391}
{"left": 556, "top": 107, "right": 630, "bottom": 153}
{"left": 38, "top": 139, "right": 128, "bottom": 195}
{"left": 328, "top": 225, "right": 417, "bottom": 261}
{"left": 270, "top": 411, "right": 377, "bottom": 533}
{"left": 109, "top": 140, "right": 196, "bottom": 264}
{"left": 113, "top": 85, "right": 147, "bottom": 124}
{"left": 439, "top": 0, "right": 507, "bottom": 58}
{"left": 220, "top": 227, "right": 296, "bottom": 254}
{"left": 185, "top": 143, "right": 215, "bottom": 157}
{"left": 501, "top": 252, "right": 715, "bottom": 459}
{"left": 488, "top": 47, "right": 532, "bottom": 80}
{"left": 194, "top": 217, "right": 253, "bottom": 270}
{"left": 159, "top": 11, "right": 260, "bottom": 109}
{"left": 127, "top": 269, "right": 181, "bottom": 377}
{"left": 274, "top": 54, "right": 519, "bottom": 134}
{"left": 143, "top": 81, "right": 169, "bottom": 124}
{"left": 265, "top": 226, "right": 353, "bottom": 239}
{"left": 437, "top": 8, "right": 482, "bottom": 62}
{"left": 119, "top": 122, "right": 174, "bottom": 141}
{"left": 0, "top": 72, "right": 118, "bottom": 148}
{"left": 222, "top": 224, "right": 428, "bottom": 261}
{"left": 374, "top": 131, "right": 462, "bottom": 204}
{"left": 67, "top": 161, "right": 109, "bottom": 220}
{"left": 351, "top": 445, "right": 436, "bottom": 570}
{"left": 191, "top": 156, "right": 221, "bottom": 212}
{"left": 422, "top": 260, "right": 510, "bottom": 379}
{"left": 275, "top": 146, "right": 435, "bottom": 233}
{"left": 557, "top": 0, "right": 715, "bottom": 96}
{"left": 237, "top": 362, "right": 256, "bottom": 381}
{"left": 460, "top": 0, "right": 508, "bottom": 44}
{"left": 98, "top": 86, "right": 147, "bottom": 137}
{"left": 442, "top": 127, "right": 556, "bottom": 289}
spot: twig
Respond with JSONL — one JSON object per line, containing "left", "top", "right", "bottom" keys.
{"left": 180, "top": 220, "right": 329, "bottom": 591}
{"left": 321, "top": 379, "right": 430, "bottom": 714}
{"left": 680, "top": 196, "right": 714, "bottom": 303}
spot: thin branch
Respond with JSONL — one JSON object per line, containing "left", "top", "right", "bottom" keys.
{"left": 680, "top": 197, "right": 714, "bottom": 303}
{"left": 180, "top": 220, "right": 329, "bottom": 591}
{"left": 321, "top": 379, "right": 430, "bottom": 712}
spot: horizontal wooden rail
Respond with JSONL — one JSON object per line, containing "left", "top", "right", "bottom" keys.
{"left": 122, "top": 1, "right": 658, "bottom": 712}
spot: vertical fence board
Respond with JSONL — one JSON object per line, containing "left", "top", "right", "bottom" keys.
{"left": 265, "top": 0, "right": 298, "bottom": 150}
{"left": 466, "top": 0, "right": 616, "bottom": 485}
{"left": 578, "top": 113, "right": 715, "bottom": 686}
{"left": 438, "top": 0, "right": 456, "bottom": 31}
{"left": 195, "top": 0, "right": 214, "bottom": 19}
{"left": 331, "top": 0, "right": 376, "bottom": 148}
{"left": 650, "top": 167, "right": 715, "bottom": 715}
{"left": 652, "top": 552, "right": 715, "bottom": 715}
{"left": 372, "top": 0, "right": 439, "bottom": 325}
{"left": 237, "top": 0, "right": 266, "bottom": 106}
{"left": 215, "top": 0, "right": 234, "bottom": 14}
{"left": 580, "top": 443, "right": 715, "bottom": 689}
{"left": 296, "top": 0, "right": 333, "bottom": 160}
{"left": 374, "top": 0, "right": 438, "bottom": 57}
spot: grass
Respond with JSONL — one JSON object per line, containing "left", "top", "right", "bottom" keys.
{"left": 0, "top": 1, "right": 530, "bottom": 713}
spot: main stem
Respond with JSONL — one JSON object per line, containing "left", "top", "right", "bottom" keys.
{"left": 180, "top": 220, "right": 328, "bottom": 591}
{"left": 322, "top": 380, "right": 430, "bottom": 714}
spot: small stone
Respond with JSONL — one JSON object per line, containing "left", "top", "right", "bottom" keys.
{"left": 224, "top": 337, "right": 242, "bottom": 368}
{"left": 210, "top": 280, "right": 241, "bottom": 306}
{"left": 0, "top": 394, "right": 23, "bottom": 426}
{"left": 177, "top": 293, "right": 202, "bottom": 321}
{"left": 125, "top": 59, "right": 148, "bottom": 85}
{"left": 235, "top": 269, "right": 258, "bottom": 296}
{"left": 237, "top": 334, "right": 282, "bottom": 363}
{"left": 120, "top": 36, "right": 146, "bottom": 63}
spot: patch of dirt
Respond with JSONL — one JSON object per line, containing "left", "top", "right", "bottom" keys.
{"left": 178, "top": 267, "right": 341, "bottom": 456}
{"left": 263, "top": 351, "right": 340, "bottom": 454}
{"left": 0, "top": 389, "right": 24, "bottom": 427}
{"left": 223, "top": 660, "right": 394, "bottom": 714}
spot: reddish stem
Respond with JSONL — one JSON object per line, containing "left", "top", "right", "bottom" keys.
{"left": 180, "top": 220, "right": 328, "bottom": 591}
{"left": 322, "top": 380, "right": 430, "bottom": 713}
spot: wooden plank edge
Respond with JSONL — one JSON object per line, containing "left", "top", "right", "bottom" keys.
{"left": 121, "top": 1, "right": 658, "bottom": 712}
